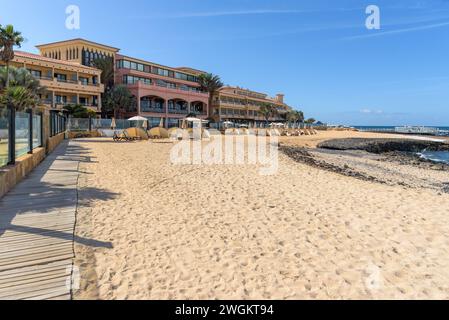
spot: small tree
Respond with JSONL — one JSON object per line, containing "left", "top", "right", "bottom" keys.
{"left": 92, "top": 57, "right": 115, "bottom": 91}
{"left": 259, "top": 103, "right": 278, "bottom": 126}
{"left": 103, "top": 85, "right": 134, "bottom": 119}
{"left": 305, "top": 118, "right": 316, "bottom": 124}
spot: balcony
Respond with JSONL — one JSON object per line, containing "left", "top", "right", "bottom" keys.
{"left": 141, "top": 102, "right": 166, "bottom": 113}
{"left": 36, "top": 76, "right": 104, "bottom": 94}
{"left": 129, "top": 80, "right": 208, "bottom": 98}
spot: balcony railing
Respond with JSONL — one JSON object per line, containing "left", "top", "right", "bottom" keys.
{"left": 132, "top": 80, "right": 207, "bottom": 95}
{"left": 56, "top": 78, "right": 78, "bottom": 84}
{"left": 191, "top": 110, "right": 207, "bottom": 115}
{"left": 141, "top": 107, "right": 166, "bottom": 113}
{"left": 168, "top": 109, "right": 189, "bottom": 114}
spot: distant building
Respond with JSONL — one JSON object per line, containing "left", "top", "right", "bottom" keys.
{"left": 1, "top": 50, "right": 104, "bottom": 113}
{"left": 36, "top": 38, "right": 209, "bottom": 127}
{"left": 211, "top": 86, "right": 292, "bottom": 125}
{"left": 6, "top": 38, "right": 295, "bottom": 127}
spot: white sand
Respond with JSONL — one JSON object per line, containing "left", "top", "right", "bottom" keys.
{"left": 74, "top": 132, "right": 449, "bottom": 300}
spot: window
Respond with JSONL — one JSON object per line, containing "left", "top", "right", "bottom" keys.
{"left": 156, "top": 79, "right": 167, "bottom": 87}
{"left": 55, "top": 95, "right": 67, "bottom": 104}
{"left": 79, "top": 77, "right": 89, "bottom": 85}
{"left": 158, "top": 68, "right": 169, "bottom": 77}
{"left": 79, "top": 97, "right": 88, "bottom": 105}
{"left": 123, "top": 75, "right": 151, "bottom": 85}
{"left": 55, "top": 74, "right": 67, "bottom": 82}
{"left": 29, "top": 70, "right": 41, "bottom": 79}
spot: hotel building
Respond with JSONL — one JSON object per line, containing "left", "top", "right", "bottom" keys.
{"left": 11, "top": 38, "right": 294, "bottom": 128}
{"left": 35, "top": 38, "right": 209, "bottom": 128}
{"left": 1, "top": 50, "right": 104, "bottom": 112}
{"left": 115, "top": 55, "right": 209, "bottom": 128}
{"left": 211, "top": 86, "right": 292, "bottom": 125}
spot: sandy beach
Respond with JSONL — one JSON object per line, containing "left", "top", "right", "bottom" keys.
{"left": 73, "top": 130, "right": 449, "bottom": 300}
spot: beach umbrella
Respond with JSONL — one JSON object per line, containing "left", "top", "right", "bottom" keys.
{"left": 128, "top": 116, "right": 147, "bottom": 129}
{"left": 128, "top": 116, "right": 148, "bottom": 121}
{"left": 149, "top": 127, "right": 169, "bottom": 139}
{"left": 186, "top": 117, "right": 201, "bottom": 122}
{"left": 142, "top": 120, "right": 149, "bottom": 130}
{"left": 181, "top": 119, "right": 187, "bottom": 129}
{"left": 159, "top": 118, "right": 164, "bottom": 128}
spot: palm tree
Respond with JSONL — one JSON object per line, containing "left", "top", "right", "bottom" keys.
{"left": 103, "top": 84, "right": 134, "bottom": 119}
{"left": 296, "top": 110, "right": 305, "bottom": 124}
{"left": 0, "top": 67, "right": 44, "bottom": 93}
{"left": 285, "top": 110, "right": 299, "bottom": 125}
{"left": 0, "top": 24, "right": 25, "bottom": 88}
{"left": 0, "top": 86, "right": 39, "bottom": 111}
{"left": 92, "top": 57, "right": 115, "bottom": 91}
{"left": 63, "top": 104, "right": 97, "bottom": 119}
{"left": 198, "top": 73, "right": 223, "bottom": 119}
{"left": 259, "top": 103, "right": 278, "bottom": 126}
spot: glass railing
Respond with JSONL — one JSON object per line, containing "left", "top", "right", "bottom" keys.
{"left": 32, "top": 114, "right": 42, "bottom": 149}
{"left": 0, "top": 108, "right": 9, "bottom": 167}
{"left": 168, "top": 109, "right": 189, "bottom": 114}
{"left": 15, "top": 112, "right": 30, "bottom": 158}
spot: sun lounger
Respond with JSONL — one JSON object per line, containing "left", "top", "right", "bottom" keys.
{"left": 113, "top": 130, "right": 133, "bottom": 142}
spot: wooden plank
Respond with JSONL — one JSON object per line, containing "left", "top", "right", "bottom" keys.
{"left": 0, "top": 270, "right": 69, "bottom": 289}
{"left": 0, "top": 260, "right": 70, "bottom": 278}
{"left": 0, "top": 278, "right": 69, "bottom": 299}
{"left": 0, "top": 140, "right": 81, "bottom": 300}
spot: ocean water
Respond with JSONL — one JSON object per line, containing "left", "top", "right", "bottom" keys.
{"left": 419, "top": 151, "right": 449, "bottom": 164}
{"left": 353, "top": 126, "right": 449, "bottom": 164}
{"left": 354, "top": 126, "right": 449, "bottom": 133}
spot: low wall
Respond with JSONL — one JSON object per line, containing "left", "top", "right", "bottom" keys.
{"left": 0, "top": 148, "right": 46, "bottom": 198}
{"left": 0, "top": 130, "right": 67, "bottom": 199}
{"left": 68, "top": 131, "right": 101, "bottom": 139}
{"left": 47, "top": 133, "right": 65, "bottom": 154}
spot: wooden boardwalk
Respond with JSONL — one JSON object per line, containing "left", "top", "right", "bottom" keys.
{"left": 0, "top": 140, "right": 82, "bottom": 300}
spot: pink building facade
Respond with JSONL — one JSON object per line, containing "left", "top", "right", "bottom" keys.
{"left": 115, "top": 54, "right": 209, "bottom": 128}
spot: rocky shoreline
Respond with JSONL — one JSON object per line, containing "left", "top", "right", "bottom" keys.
{"left": 317, "top": 138, "right": 449, "bottom": 153}
{"left": 280, "top": 138, "right": 449, "bottom": 193}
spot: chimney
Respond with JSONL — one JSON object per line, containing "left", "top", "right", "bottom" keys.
{"left": 276, "top": 94, "right": 284, "bottom": 103}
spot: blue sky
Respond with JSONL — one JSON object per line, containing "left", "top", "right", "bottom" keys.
{"left": 1, "top": 0, "right": 449, "bottom": 125}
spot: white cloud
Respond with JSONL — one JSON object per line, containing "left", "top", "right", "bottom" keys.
{"left": 360, "top": 109, "right": 384, "bottom": 114}
{"left": 343, "top": 20, "right": 449, "bottom": 40}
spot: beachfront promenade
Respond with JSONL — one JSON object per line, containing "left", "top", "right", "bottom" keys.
{"left": 0, "top": 141, "right": 82, "bottom": 300}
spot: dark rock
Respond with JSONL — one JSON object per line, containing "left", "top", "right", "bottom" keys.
{"left": 317, "top": 138, "right": 449, "bottom": 153}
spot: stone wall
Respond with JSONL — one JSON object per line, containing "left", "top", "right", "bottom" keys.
{"left": 0, "top": 147, "right": 46, "bottom": 198}
{"left": 47, "top": 132, "right": 66, "bottom": 154}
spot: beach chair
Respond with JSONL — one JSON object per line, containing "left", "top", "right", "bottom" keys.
{"left": 113, "top": 130, "right": 132, "bottom": 142}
